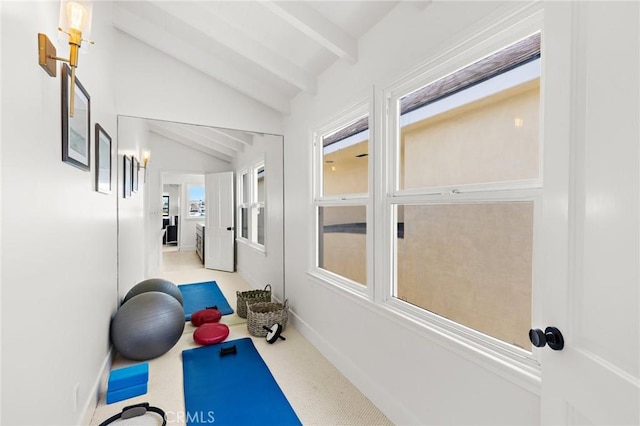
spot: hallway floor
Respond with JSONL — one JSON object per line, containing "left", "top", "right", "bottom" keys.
{"left": 89, "top": 250, "right": 392, "bottom": 425}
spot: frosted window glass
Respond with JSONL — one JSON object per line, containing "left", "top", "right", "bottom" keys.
{"left": 318, "top": 206, "right": 367, "bottom": 286}
{"left": 395, "top": 202, "right": 533, "bottom": 349}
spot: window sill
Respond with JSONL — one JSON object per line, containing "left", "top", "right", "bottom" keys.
{"left": 308, "top": 269, "right": 368, "bottom": 300}
{"left": 237, "top": 238, "right": 266, "bottom": 256}
{"left": 306, "top": 270, "right": 541, "bottom": 395}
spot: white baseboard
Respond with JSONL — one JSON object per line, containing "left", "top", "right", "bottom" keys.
{"left": 289, "top": 311, "right": 422, "bottom": 426}
{"left": 77, "top": 348, "right": 113, "bottom": 426}
{"left": 236, "top": 267, "right": 261, "bottom": 290}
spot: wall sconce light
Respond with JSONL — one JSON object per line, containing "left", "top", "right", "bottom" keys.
{"left": 138, "top": 150, "right": 151, "bottom": 182}
{"left": 38, "top": 1, "right": 94, "bottom": 117}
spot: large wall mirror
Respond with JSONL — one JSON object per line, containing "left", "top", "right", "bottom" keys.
{"left": 116, "top": 115, "right": 285, "bottom": 304}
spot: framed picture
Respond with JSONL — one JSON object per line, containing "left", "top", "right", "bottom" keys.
{"left": 61, "top": 63, "right": 91, "bottom": 171}
{"left": 94, "top": 124, "right": 112, "bottom": 194}
{"left": 132, "top": 157, "right": 139, "bottom": 193}
{"left": 123, "top": 155, "right": 132, "bottom": 198}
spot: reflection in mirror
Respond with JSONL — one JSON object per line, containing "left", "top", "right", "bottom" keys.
{"left": 116, "top": 115, "right": 285, "bottom": 303}
{"left": 162, "top": 195, "right": 170, "bottom": 217}
{"left": 256, "top": 164, "right": 266, "bottom": 246}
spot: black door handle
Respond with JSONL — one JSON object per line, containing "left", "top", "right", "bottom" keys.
{"left": 226, "top": 227, "right": 234, "bottom": 231}
{"left": 529, "top": 326, "right": 564, "bottom": 351}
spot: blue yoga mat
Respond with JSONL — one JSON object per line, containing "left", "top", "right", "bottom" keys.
{"left": 182, "top": 338, "right": 301, "bottom": 426}
{"left": 178, "top": 281, "right": 234, "bottom": 320}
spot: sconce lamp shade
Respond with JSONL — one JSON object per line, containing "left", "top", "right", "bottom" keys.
{"left": 58, "top": 0, "right": 93, "bottom": 50}
{"left": 38, "top": 1, "right": 93, "bottom": 117}
{"left": 138, "top": 150, "right": 151, "bottom": 183}
{"left": 142, "top": 150, "right": 151, "bottom": 167}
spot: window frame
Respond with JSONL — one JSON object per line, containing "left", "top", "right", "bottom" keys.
{"left": 310, "top": 99, "right": 373, "bottom": 298}
{"left": 237, "top": 169, "right": 250, "bottom": 241}
{"left": 377, "top": 22, "right": 544, "bottom": 376}
{"left": 237, "top": 160, "right": 266, "bottom": 253}
{"left": 251, "top": 161, "right": 266, "bottom": 248}
{"left": 386, "top": 191, "right": 543, "bottom": 355}
{"left": 395, "top": 57, "right": 543, "bottom": 196}
{"left": 306, "top": 6, "right": 545, "bottom": 388}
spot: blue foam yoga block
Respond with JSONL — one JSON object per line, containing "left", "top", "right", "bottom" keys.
{"left": 106, "top": 383, "right": 148, "bottom": 404}
{"left": 107, "top": 363, "right": 149, "bottom": 392}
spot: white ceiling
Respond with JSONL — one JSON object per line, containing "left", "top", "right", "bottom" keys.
{"left": 112, "top": 1, "right": 435, "bottom": 115}
{"left": 147, "top": 119, "right": 256, "bottom": 163}
{"left": 113, "top": 1, "right": 432, "bottom": 162}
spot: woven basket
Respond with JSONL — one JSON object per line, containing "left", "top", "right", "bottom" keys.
{"left": 246, "top": 300, "right": 288, "bottom": 337}
{"left": 236, "top": 284, "right": 271, "bottom": 318}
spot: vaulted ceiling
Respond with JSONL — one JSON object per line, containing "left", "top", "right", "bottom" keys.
{"left": 147, "top": 119, "right": 256, "bottom": 163}
{"left": 112, "top": 1, "right": 433, "bottom": 115}
{"left": 113, "top": 1, "right": 432, "bottom": 162}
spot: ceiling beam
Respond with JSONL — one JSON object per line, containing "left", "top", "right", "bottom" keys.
{"left": 112, "top": 3, "right": 291, "bottom": 114}
{"left": 179, "top": 124, "right": 246, "bottom": 154}
{"left": 152, "top": 1, "right": 316, "bottom": 94}
{"left": 208, "top": 128, "right": 254, "bottom": 147}
{"left": 151, "top": 121, "right": 238, "bottom": 158}
{"left": 261, "top": 1, "right": 358, "bottom": 63}
{"left": 148, "top": 123, "right": 234, "bottom": 163}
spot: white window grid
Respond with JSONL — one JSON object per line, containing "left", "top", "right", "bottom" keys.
{"left": 308, "top": 6, "right": 544, "bottom": 388}
{"left": 237, "top": 161, "right": 266, "bottom": 251}
{"left": 377, "top": 28, "right": 544, "bottom": 376}
{"left": 310, "top": 99, "right": 373, "bottom": 298}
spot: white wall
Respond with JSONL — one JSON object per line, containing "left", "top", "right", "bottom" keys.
{"left": 178, "top": 176, "right": 205, "bottom": 251}
{"left": 283, "top": 2, "right": 541, "bottom": 424}
{"left": 1, "top": 4, "right": 285, "bottom": 424}
{"left": 1, "top": 2, "right": 118, "bottom": 424}
{"left": 115, "top": 27, "right": 285, "bottom": 282}
{"left": 234, "top": 134, "right": 285, "bottom": 301}
{"left": 117, "top": 116, "right": 148, "bottom": 299}
{"left": 115, "top": 32, "right": 282, "bottom": 136}
{"left": 0, "top": 2, "right": 4, "bottom": 420}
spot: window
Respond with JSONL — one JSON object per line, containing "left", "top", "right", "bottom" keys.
{"left": 237, "top": 160, "right": 266, "bottom": 250}
{"left": 387, "top": 33, "right": 541, "bottom": 352}
{"left": 308, "top": 20, "right": 542, "bottom": 373}
{"left": 322, "top": 116, "right": 369, "bottom": 196}
{"left": 394, "top": 202, "right": 534, "bottom": 349}
{"left": 312, "top": 102, "right": 371, "bottom": 292}
{"left": 187, "top": 185, "right": 205, "bottom": 217}
{"left": 318, "top": 205, "right": 367, "bottom": 284}
{"left": 398, "top": 34, "right": 541, "bottom": 192}
{"left": 252, "top": 164, "right": 265, "bottom": 246}
{"left": 239, "top": 171, "right": 249, "bottom": 240}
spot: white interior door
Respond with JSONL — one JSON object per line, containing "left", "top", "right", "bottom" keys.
{"left": 205, "top": 172, "right": 235, "bottom": 272}
{"left": 540, "top": 2, "right": 639, "bottom": 424}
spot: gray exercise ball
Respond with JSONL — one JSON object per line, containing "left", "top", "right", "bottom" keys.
{"left": 111, "top": 292, "right": 185, "bottom": 361}
{"left": 122, "top": 278, "right": 183, "bottom": 306}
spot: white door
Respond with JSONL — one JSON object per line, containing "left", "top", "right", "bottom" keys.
{"left": 540, "top": 2, "right": 639, "bottom": 424}
{"left": 205, "top": 172, "right": 235, "bottom": 272}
